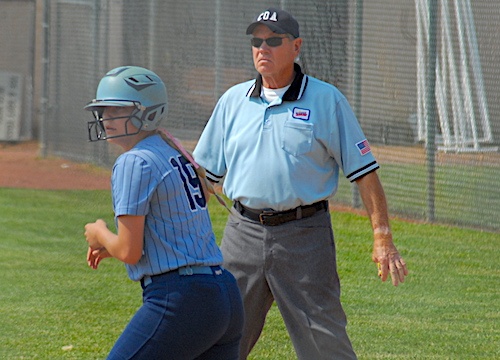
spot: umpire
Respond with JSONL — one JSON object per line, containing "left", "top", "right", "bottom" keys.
{"left": 194, "top": 7, "right": 408, "bottom": 359}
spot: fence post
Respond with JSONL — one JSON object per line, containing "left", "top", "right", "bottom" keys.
{"left": 426, "top": 0, "right": 438, "bottom": 222}
{"left": 40, "top": 0, "right": 50, "bottom": 157}
{"left": 351, "top": 0, "right": 364, "bottom": 209}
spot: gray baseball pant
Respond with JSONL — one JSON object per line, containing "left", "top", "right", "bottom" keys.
{"left": 221, "top": 209, "right": 357, "bottom": 360}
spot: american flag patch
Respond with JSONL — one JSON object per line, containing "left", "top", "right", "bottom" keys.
{"left": 356, "top": 139, "right": 371, "bottom": 155}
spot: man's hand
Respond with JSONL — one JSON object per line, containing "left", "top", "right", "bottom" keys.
{"left": 372, "top": 230, "right": 408, "bottom": 286}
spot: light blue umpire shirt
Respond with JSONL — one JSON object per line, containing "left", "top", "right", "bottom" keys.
{"left": 194, "top": 64, "right": 379, "bottom": 211}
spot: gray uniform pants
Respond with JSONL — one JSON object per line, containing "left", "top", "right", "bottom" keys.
{"left": 221, "top": 209, "right": 357, "bottom": 360}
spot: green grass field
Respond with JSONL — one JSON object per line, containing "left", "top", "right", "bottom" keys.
{"left": 0, "top": 188, "right": 498, "bottom": 359}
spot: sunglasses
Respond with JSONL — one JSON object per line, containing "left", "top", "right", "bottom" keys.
{"left": 250, "top": 36, "right": 289, "bottom": 48}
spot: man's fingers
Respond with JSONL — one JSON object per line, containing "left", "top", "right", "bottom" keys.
{"left": 389, "top": 258, "right": 408, "bottom": 286}
{"left": 377, "top": 256, "right": 408, "bottom": 286}
{"left": 377, "top": 262, "right": 389, "bottom": 282}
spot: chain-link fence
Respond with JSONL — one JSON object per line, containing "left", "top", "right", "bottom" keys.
{"left": 0, "top": 0, "right": 35, "bottom": 142}
{"left": 12, "top": 0, "right": 500, "bottom": 231}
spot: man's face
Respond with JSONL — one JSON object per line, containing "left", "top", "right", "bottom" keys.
{"left": 251, "top": 24, "right": 301, "bottom": 83}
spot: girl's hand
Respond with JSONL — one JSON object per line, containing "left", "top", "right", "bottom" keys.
{"left": 87, "top": 246, "right": 111, "bottom": 269}
{"left": 84, "top": 219, "right": 108, "bottom": 249}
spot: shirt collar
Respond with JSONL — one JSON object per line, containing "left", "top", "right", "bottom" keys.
{"left": 247, "top": 63, "right": 307, "bottom": 101}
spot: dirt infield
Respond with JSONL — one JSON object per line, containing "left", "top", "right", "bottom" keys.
{"left": 0, "top": 141, "right": 111, "bottom": 190}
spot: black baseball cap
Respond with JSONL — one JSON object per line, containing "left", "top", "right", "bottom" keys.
{"left": 246, "top": 8, "right": 300, "bottom": 38}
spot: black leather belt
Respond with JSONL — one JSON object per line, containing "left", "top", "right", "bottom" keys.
{"left": 234, "top": 200, "right": 328, "bottom": 226}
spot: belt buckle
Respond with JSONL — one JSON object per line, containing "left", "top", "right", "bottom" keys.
{"left": 259, "top": 210, "right": 275, "bottom": 225}
{"left": 183, "top": 266, "right": 194, "bottom": 275}
{"left": 142, "top": 275, "right": 153, "bottom": 287}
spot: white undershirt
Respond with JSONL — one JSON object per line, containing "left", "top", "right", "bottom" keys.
{"left": 261, "top": 85, "right": 291, "bottom": 103}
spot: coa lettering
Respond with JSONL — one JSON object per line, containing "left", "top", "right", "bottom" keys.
{"left": 257, "top": 11, "right": 278, "bottom": 22}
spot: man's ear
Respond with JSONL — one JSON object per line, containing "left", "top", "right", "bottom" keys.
{"left": 294, "top": 38, "right": 302, "bottom": 54}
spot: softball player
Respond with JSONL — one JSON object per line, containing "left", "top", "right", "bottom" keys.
{"left": 83, "top": 66, "right": 243, "bottom": 359}
{"left": 193, "top": 8, "right": 408, "bottom": 359}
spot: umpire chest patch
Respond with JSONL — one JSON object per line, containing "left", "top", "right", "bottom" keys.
{"left": 292, "top": 107, "right": 310, "bottom": 121}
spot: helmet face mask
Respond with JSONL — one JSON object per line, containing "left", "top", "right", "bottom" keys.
{"left": 87, "top": 103, "right": 143, "bottom": 141}
{"left": 85, "top": 66, "right": 168, "bottom": 142}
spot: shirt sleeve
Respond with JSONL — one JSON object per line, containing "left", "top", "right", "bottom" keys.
{"left": 328, "top": 98, "right": 379, "bottom": 182}
{"left": 193, "top": 95, "right": 228, "bottom": 183}
{"left": 112, "top": 153, "right": 157, "bottom": 216}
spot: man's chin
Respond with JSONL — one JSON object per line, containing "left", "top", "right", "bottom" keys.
{"left": 256, "top": 60, "right": 273, "bottom": 69}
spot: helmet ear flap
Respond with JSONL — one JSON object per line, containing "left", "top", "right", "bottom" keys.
{"left": 130, "top": 110, "right": 143, "bottom": 130}
{"left": 138, "top": 103, "right": 167, "bottom": 130}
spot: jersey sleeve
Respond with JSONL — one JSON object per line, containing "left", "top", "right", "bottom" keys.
{"left": 112, "top": 153, "right": 157, "bottom": 216}
{"left": 328, "top": 98, "right": 379, "bottom": 182}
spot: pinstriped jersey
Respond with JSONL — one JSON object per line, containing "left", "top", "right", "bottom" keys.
{"left": 194, "top": 64, "right": 379, "bottom": 211}
{"left": 112, "top": 134, "right": 223, "bottom": 281}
